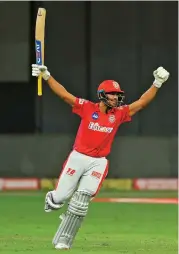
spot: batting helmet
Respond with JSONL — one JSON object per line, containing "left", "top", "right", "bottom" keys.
{"left": 97, "top": 80, "right": 125, "bottom": 107}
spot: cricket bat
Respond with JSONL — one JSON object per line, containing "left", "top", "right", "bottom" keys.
{"left": 35, "top": 8, "right": 46, "bottom": 96}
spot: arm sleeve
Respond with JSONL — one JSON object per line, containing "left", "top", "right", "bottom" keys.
{"left": 120, "top": 105, "right": 132, "bottom": 123}
{"left": 72, "top": 98, "right": 89, "bottom": 118}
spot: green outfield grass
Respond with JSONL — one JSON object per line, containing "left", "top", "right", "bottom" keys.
{"left": 0, "top": 191, "right": 178, "bottom": 254}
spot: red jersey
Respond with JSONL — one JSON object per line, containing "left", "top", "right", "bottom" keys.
{"left": 72, "top": 98, "right": 131, "bottom": 157}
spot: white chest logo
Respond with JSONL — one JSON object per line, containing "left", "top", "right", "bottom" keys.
{"left": 109, "top": 115, "right": 115, "bottom": 123}
{"left": 88, "top": 122, "right": 113, "bottom": 133}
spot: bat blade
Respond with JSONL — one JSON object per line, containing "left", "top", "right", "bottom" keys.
{"left": 35, "top": 8, "right": 46, "bottom": 96}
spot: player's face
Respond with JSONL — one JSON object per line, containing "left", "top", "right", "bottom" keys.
{"left": 106, "top": 93, "right": 119, "bottom": 107}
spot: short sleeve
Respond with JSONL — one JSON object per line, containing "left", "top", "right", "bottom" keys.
{"left": 119, "top": 105, "right": 131, "bottom": 123}
{"left": 72, "top": 98, "right": 89, "bottom": 118}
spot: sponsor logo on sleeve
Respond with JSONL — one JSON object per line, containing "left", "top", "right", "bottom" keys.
{"left": 79, "top": 98, "right": 85, "bottom": 104}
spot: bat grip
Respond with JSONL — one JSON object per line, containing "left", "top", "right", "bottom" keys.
{"left": 38, "top": 75, "right": 42, "bottom": 96}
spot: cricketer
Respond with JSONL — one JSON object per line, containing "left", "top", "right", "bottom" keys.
{"left": 32, "top": 64, "right": 169, "bottom": 250}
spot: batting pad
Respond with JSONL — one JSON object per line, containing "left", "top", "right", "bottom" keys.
{"left": 52, "top": 191, "right": 91, "bottom": 247}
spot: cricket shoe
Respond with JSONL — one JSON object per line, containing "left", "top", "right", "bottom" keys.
{"left": 55, "top": 243, "right": 70, "bottom": 250}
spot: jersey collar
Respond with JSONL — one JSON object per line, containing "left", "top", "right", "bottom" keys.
{"left": 95, "top": 103, "right": 116, "bottom": 114}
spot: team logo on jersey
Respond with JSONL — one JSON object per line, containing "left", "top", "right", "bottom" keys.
{"left": 109, "top": 114, "right": 115, "bottom": 123}
{"left": 113, "top": 81, "right": 119, "bottom": 89}
{"left": 92, "top": 112, "right": 99, "bottom": 120}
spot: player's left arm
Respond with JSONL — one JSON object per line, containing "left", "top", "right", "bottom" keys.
{"left": 129, "top": 67, "right": 170, "bottom": 117}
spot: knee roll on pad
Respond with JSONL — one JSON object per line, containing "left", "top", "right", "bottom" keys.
{"left": 68, "top": 191, "right": 92, "bottom": 217}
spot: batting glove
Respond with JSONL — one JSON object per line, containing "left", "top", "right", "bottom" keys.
{"left": 153, "top": 66, "right": 170, "bottom": 88}
{"left": 32, "top": 64, "right": 50, "bottom": 81}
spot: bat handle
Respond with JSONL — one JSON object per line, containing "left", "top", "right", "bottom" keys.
{"left": 38, "top": 75, "right": 42, "bottom": 96}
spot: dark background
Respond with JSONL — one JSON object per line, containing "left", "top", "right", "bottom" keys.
{"left": 0, "top": 1, "right": 177, "bottom": 178}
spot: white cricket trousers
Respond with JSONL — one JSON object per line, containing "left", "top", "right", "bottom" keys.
{"left": 52, "top": 150, "right": 109, "bottom": 204}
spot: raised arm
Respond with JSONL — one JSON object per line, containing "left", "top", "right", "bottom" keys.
{"left": 129, "top": 67, "right": 170, "bottom": 116}
{"left": 32, "top": 64, "right": 76, "bottom": 106}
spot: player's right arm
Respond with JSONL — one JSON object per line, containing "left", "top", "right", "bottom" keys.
{"left": 47, "top": 76, "right": 76, "bottom": 106}
{"left": 32, "top": 64, "right": 76, "bottom": 106}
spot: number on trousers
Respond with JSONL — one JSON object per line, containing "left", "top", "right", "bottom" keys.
{"left": 66, "top": 168, "right": 76, "bottom": 176}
